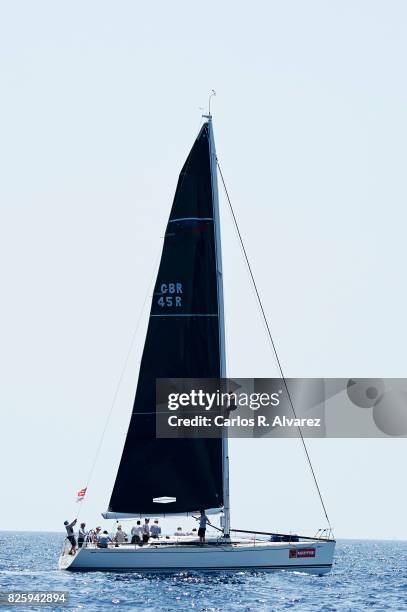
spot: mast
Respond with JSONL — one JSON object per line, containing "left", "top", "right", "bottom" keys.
{"left": 207, "top": 115, "right": 230, "bottom": 538}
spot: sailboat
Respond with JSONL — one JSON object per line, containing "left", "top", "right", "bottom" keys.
{"left": 59, "top": 112, "right": 336, "bottom": 573}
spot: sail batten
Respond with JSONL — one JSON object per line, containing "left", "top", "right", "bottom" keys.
{"left": 150, "top": 313, "right": 218, "bottom": 317}
{"left": 169, "top": 217, "right": 214, "bottom": 223}
{"left": 108, "top": 123, "right": 223, "bottom": 515}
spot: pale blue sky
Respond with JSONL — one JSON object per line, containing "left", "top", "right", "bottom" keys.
{"left": 1, "top": 1, "right": 406, "bottom": 538}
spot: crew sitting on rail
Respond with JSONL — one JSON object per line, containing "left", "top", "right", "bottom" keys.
{"left": 174, "top": 527, "right": 186, "bottom": 536}
{"left": 114, "top": 525, "right": 128, "bottom": 545}
{"left": 186, "top": 528, "right": 198, "bottom": 536}
{"left": 91, "top": 526, "right": 102, "bottom": 543}
{"left": 150, "top": 519, "right": 161, "bottom": 538}
{"left": 97, "top": 530, "right": 112, "bottom": 548}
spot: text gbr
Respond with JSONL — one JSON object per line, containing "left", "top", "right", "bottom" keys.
{"left": 157, "top": 282, "right": 183, "bottom": 308}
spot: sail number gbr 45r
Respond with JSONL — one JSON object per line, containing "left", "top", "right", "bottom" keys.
{"left": 157, "top": 282, "right": 183, "bottom": 308}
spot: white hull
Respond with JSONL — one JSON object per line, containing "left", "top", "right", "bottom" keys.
{"left": 59, "top": 539, "right": 335, "bottom": 575}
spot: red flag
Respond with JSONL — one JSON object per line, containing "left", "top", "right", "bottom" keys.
{"left": 76, "top": 487, "right": 87, "bottom": 502}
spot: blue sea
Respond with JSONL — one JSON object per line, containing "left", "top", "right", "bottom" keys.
{"left": 0, "top": 533, "right": 406, "bottom": 611}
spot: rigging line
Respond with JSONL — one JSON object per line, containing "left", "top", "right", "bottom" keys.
{"left": 75, "top": 243, "right": 163, "bottom": 521}
{"left": 216, "top": 160, "right": 332, "bottom": 530}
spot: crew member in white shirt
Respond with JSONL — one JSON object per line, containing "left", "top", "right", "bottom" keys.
{"left": 78, "top": 522, "right": 87, "bottom": 548}
{"left": 131, "top": 521, "right": 142, "bottom": 544}
{"left": 92, "top": 526, "right": 102, "bottom": 544}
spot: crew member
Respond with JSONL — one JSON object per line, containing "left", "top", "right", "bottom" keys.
{"left": 64, "top": 518, "right": 77, "bottom": 555}
{"left": 150, "top": 519, "right": 161, "bottom": 539}
{"left": 114, "top": 525, "right": 128, "bottom": 545}
{"left": 142, "top": 518, "right": 150, "bottom": 543}
{"left": 131, "top": 521, "right": 142, "bottom": 544}
{"left": 97, "top": 530, "right": 112, "bottom": 548}
{"left": 195, "top": 510, "right": 210, "bottom": 546}
{"left": 78, "top": 522, "right": 87, "bottom": 548}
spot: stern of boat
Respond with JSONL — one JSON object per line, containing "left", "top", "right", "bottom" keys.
{"left": 58, "top": 539, "right": 83, "bottom": 571}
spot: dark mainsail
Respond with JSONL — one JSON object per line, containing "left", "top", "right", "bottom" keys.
{"left": 108, "top": 123, "right": 224, "bottom": 515}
